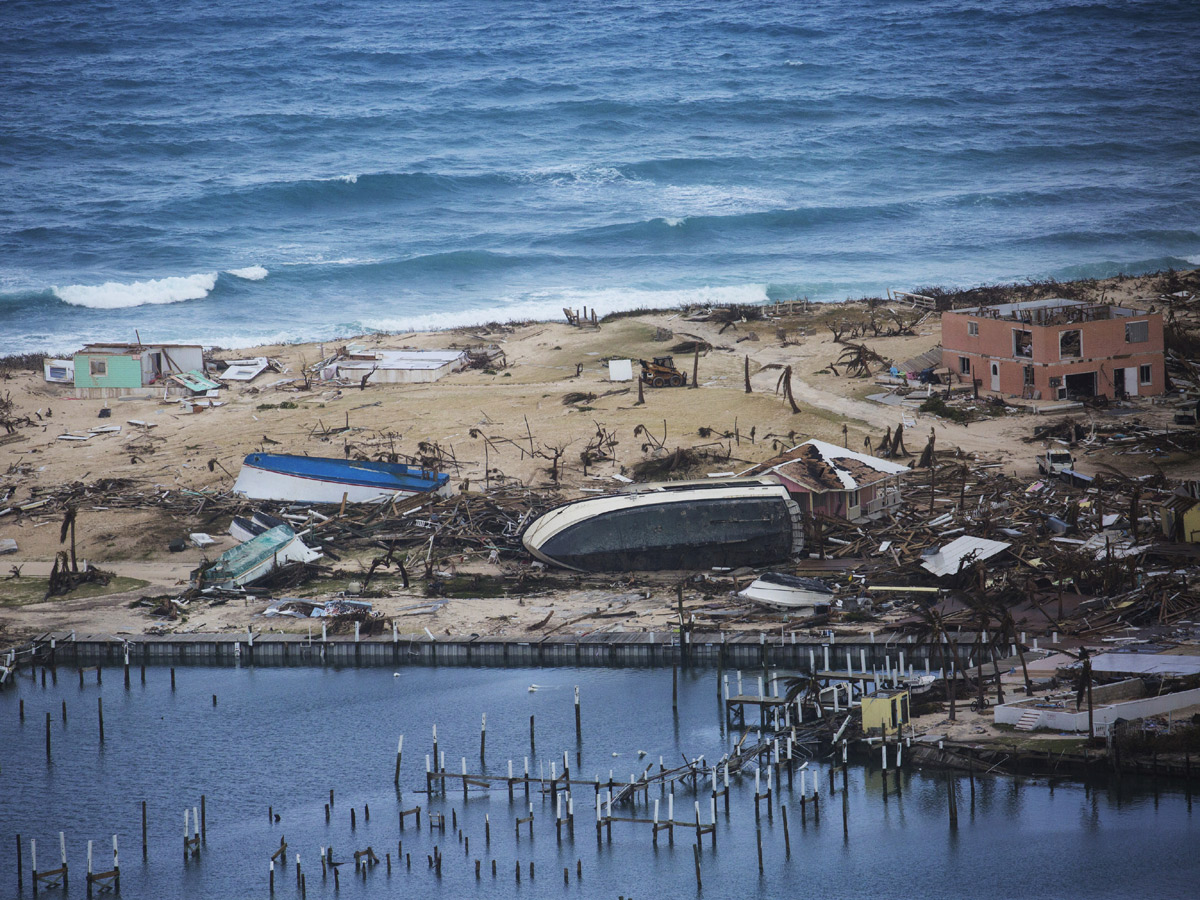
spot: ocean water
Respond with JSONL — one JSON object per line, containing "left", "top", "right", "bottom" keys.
{"left": 1, "top": 665, "right": 1197, "bottom": 899}
{"left": 1, "top": 0, "right": 1198, "bottom": 354}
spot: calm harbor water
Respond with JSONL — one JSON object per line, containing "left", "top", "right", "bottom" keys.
{"left": 0, "top": 664, "right": 1196, "bottom": 899}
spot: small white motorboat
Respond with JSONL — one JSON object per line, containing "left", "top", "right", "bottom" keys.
{"left": 738, "top": 572, "right": 834, "bottom": 610}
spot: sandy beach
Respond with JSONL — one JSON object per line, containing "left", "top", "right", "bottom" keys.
{"left": 2, "top": 270, "right": 1197, "bottom": 644}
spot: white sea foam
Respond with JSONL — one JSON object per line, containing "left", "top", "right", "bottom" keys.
{"left": 518, "top": 164, "right": 632, "bottom": 189}
{"left": 227, "top": 265, "right": 269, "bottom": 281}
{"left": 54, "top": 273, "right": 218, "bottom": 309}
{"left": 654, "top": 183, "right": 783, "bottom": 216}
{"left": 354, "top": 284, "right": 771, "bottom": 336}
{"left": 661, "top": 217, "right": 687, "bottom": 227}
{"left": 785, "top": 59, "right": 806, "bottom": 67}
{"left": 332, "top": 174, "right": 359, "bottom": 184}
{"left": 30, "top": 283, "right": 772, "bottom": 355}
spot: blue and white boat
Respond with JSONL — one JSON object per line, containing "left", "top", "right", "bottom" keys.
{"left": 232, "top": 453, "right": 450, "bottom": 504}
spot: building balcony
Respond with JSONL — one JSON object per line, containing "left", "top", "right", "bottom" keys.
{"left": 862, "top": 489, "right": 903, "bottom": 516}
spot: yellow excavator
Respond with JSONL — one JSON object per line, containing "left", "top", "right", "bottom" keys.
{"left": 639, "top": 356, "right": 687, "bottom": 387}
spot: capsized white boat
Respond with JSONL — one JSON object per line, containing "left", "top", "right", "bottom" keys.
{"left": 738, "top": 572, "right": 834, "bottom": 610}
{"left": 521, "top": 477, "right": 804, "bottom": 572}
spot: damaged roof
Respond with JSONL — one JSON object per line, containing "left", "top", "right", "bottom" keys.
{"left": 336, "top": 349, "right": 467, "bottom": 370}
{"left": 742, "top": 439, "right": 909, "bottom": 493}
{"left": 919, "top": 535, "right": 1011, "bottom": 577}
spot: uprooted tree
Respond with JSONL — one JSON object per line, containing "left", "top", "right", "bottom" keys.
{"left": 831, "top": 342, "right": 888, "bottom": 378}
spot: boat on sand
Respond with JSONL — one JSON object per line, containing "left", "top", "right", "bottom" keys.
{"left": 737, "top": 572, "right": 834, "bottom": 610}
{"left": 521, "top": 478, "right": 804, "bottom": 572}
{"left": 232, "top": 452, "right": 449, "bottom": 504}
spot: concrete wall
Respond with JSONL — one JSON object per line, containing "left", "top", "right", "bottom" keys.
{"left": 25, "top": 631, "right": 975, "bottom": 676}
{"left": 995, "top": 683, "right": 1200, "bottom": 734}
{"left": 1089, "top": 678, "right": 1147, "bottom": 704}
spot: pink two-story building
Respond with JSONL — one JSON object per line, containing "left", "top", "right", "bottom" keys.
{"left": 942, "top": 298, "right": 1164, "bottom": 400}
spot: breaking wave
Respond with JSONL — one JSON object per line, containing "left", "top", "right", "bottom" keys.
{"left": 227, "top": 265, "right": 269, "bottom": 281}
{"left": 53, "top": 272, "right": 218, "bottom": 309}
{"left": 352, "top": 283, "right": 771, "bottom": 336}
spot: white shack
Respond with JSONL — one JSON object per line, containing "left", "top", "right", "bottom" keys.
{"left": 323, "top": 347, "right": 468, "bottom": 384}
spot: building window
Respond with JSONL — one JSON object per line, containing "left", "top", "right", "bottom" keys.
{"left": 848, "top": 490, "right": 860, "bottom": 508}
{"left": 959, "top": 356, "right": 971, "bottom": 375}
{"left": 1059, "top": 329, "right": 1081, "bottom": 359}
{"left": 1013, "top": 329, "right": 1033, "bottom": 358}
{"left": 1023, "top": 365, "right": 1034, "bottom": 386}
{"left": 1139, "top": 364, "right": 1152, "bottom": 385}
{"left": 89, "top": 358, "right": 107, "bottom": 377}
{"left": 968, "top": 321, "right": 979, "bottom": 336}
{"left": 1125, "top": 321, "right": 1148, "bottom": 343}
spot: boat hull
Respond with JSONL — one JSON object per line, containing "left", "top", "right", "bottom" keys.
{"left": 233, "top": 453, "right": 449, "bottom": 504}
{"left": 522, "top": 482, "right": 802, "bottom": 572}
{"left": 738, "top": 583, "right": 831, "bottom": 609}
{"left": 200, "top": 524, "right": 322, "bottom": 589}
{"left": 738, "top": 572, "right": 833, "bottom": 609}
{"left": 229, "top": 511, "right": 289, "bottom": 543}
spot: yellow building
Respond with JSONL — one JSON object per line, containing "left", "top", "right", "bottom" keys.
{"left": 1162, "top": 489, "right": 1200, "bottom": 544}
{"left": 861, "top": 688, "right": 910, "bottom": 737}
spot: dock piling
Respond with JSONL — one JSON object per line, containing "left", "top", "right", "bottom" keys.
{"left": 575, "top": 686, "right": 582, "bottom": 741}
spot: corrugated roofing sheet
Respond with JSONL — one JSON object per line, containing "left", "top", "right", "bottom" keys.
{"left": 1087, "top": 652, "right": 1200, "bottom": 677}
{"left": 920, "top": 535, "right": 1011, "bottom": 577}
{"left": 338, "top": 349, "right": 467, "bottom": 370}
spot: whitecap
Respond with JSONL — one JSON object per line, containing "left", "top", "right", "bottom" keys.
{"left": 785, "top": 59, "right": 806, "bottom": 67}
{"left": 517, "top": 164, "right": 631, "bottom": 188}
{"left": 332, "top": 174, "right": 359, "bottom": 184}
{"left": 355, "top": 284, "right": 771, "bottom": 335}
{"left": 661, "top": 217, "right": 687, "bottom": 227}
{"left": 227, "top": 265, "right": 269, "bottom": 281}
{"left": 54, "top": 273, "right": 218, "bottom": 309}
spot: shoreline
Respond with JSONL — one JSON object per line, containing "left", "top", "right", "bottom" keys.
{"left": 10, "top": 630, "right": 1199, "bottom": 787}
{"left": 2, "top": 267, "right": 1199, "bottom": 767}
{"left": 2, "top": 268, "right": 1199, "bottom": 648}
{"left": 5, "top": 267, "right": 1194, "bottom": 359}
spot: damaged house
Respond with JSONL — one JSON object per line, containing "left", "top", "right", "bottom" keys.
{"left": 741, "top": 439, "right": 909, "bottom": 522}
{"left": 942, "top": 298, "right": 1165, "bottom": 400}
{"left": 1162, "top": 482, "right": 1200, "bottom": 544}
{"left": 65, "top": 342, "right": 213, "bottom": 399}
{"left": 321, "top": 346, "right": 468, "bottom": 384}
